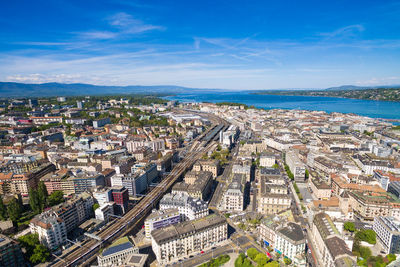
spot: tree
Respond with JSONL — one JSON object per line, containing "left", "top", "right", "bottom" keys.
{"left": 265, "top": 261, "right": 279, "bottom": 267}
{"left": 355, "top": 229, "right": 376, "bottom": 244}
{"left": 48, "top": 191, "right": 64, "bottom": 206}
{"left": 235, "top": 253, "right": 253, "bottom": 267}
{"left": 93, "top": 203, "right": 100, "bottom": 212}
{"left": 38, "top": 181, "right": 49, "bottom": 209}
{"left": 387, "top": 254, "right": 396, "bottom": 263}
{"left": 0, "top": 196, "right": 8, "bottom": 220}
{"left": 344, "top": 222, "right": 356, "bottom": 232}
{"left": 29, "top": 189, "right": 41, "bottom": 214}
{"left": 7, "top": 198, "right": 22, "bottom": 223}
{"left": 359, "top": 246, "right": 372, "bottom": 259}
{"left": 254, "top": 253, "right": 268, "bottom": 266}
{"left": 247, "top": 248, "right": 259, "bottom": 260}
{"left": 284, "top": 258, "right": 292, "bottom": 265}
{"left": 272, "top": 164, "right": 279, "bottom": 169}
{"left": 30, "top": 244, "right": 50, "bottom": 264}
{"left": 305, "top": 169, "right": 309, "bottom": 179}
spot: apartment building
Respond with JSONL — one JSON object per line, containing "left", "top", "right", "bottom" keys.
{"left": 95, "top": 203, "right": 115, "bottom": 222}
{"left": 192, "top": 160, "right": 220, "bottom": 178}
{"left": 30, "top": 211, "right": 67, "bottom": 250}
{"left": 373, "top": 216, "right": 400, "bottom": 254}
{"left": 144, "top": 209, "right": 181, "bottom": 238}
{"left": 222, "top": 174, "right": 245, "bottom": 212}
{"left": 0, "top": 234, "right": 25, "bottom": 267}
{"left": 172, "top": 171, "right": 213, "bottom": 200}
{"left": 259, "top": 153, "right": 276, "bottom": 168}
{"left": 159, "top": 193, "right": 208, "bottom": 221}
{"left": 151, "top": 214, "right": 227, "bottom": 265}
{"left": 97, "top": 237, "right": 140, "bottom": 267}
{"left": 232, "top": 162, "right": 252, "bottom": 182}
{"left": 309, "top": 178, "right": 332, "bottom": 200}
{"left": 258, "top": 175, "right": 291, "bottom": 215}
{"left": 286, "top": 150, "right": 306, "bottom": 182}
{"left": 311, "top": 213, "right": 356, "bottom": 267}
{"left": 274, "top": 222, "right": 306, "bottom": 261}
{"left": 52, "top": 192, "right": 94, "bottom": 233}
{"left": 348, "top": 191, "right": 395, "bottom": 221}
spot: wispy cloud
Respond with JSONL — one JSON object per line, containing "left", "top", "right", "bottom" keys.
{"left": 78, "top": 31, "right": 118, "bottom": 40}
{"left": 77, "top": 12, "right": 164, "bottom": 40}
{"left": 108, "top": 12, "right": 164, "bottom": 34}
{"left": 319, "top": 24, "right": 365, "bottom": 39}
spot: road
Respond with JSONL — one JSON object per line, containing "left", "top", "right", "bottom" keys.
{"left": 50, "top": 121, "right": 228, "bottom": 267}
{"left": 168, "top": 243, "right": 234, "bottom": 267}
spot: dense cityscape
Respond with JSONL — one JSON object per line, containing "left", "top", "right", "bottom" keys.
{"left": 0, "top": 96, "right": 398, "bottom": 267}
{"left": 2, "top": 1, "right": 400, "bottom": 266}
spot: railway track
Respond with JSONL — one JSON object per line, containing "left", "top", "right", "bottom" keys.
{"left": 50, "top": 123, "right": 227, "bottom": 267}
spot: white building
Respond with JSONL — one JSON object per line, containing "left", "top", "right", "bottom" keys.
{"left": 144, "top": 209, "right": 181, "bottom": 238}
{"left": 260, "top": 153, "right": 276, "bottom": 168}
{"left": 97, "top": 237, "right": 139, "bottom": 267}
{"left": 159, "top": 193, "right": 208, "bottom": 221}
{"left": 95, "top": 203, "right": 115, "bottom": 222}
{"left": 274, "top": 222, "right": 306, "bottom": 260}
{"left": 373, "top": 216, "right": 400, "bottom": 254}
{"left": 93, "top": 188, "right": 113, "bottom": 206}
{"left": 286, "top": 150, "right": 306, "bottom": 182}
{"left": 30, "top": 211, "right": 67, "bottom": 250}
{"left": 151, "top": 214, "right": 227, "bottom": 265}
{"left": 222, "top": 175, "right": 245, "bottom": 212}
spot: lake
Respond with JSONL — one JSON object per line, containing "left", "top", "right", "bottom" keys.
{"left": 165, "top": 91, "right": 400, "bottom": 120}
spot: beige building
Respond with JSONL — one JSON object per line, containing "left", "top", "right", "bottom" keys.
{"left": 258, "top": 176, "right": 291, "bottom": 215}
{"left": 311, "top": 213, "right": 356, "bottom": 267}
{"left": 259, "top": 153, "right": 276, "bottom": 168}
{"left": 309, "top": 178, "right": 332, "bottom": 200}
{"left": 193, "top": 160, "right": 220, "bottom": 178}
{"left": 151, "top": 214, "right": 227, "bottom": 265}
{"left": 222, "top": 174, "right": 245, "bottom": 212}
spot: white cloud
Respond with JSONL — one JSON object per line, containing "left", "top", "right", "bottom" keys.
{"left": 78, "top": 31, "right": 118, "bottom": 40}
{"left": 108, "top": 12, "right": 164, "bottom": 34}
{"left": 319, "top": 24, "right": 365, "bottom": 39}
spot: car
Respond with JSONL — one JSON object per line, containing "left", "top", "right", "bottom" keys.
{"left": 189, "top": 255, "right": 194, "bottom": 258}
{"left": 201, "top": 251, "right": 204, "bottom": 254}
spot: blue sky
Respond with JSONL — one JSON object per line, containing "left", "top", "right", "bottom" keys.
{"left": 1, "top": 0, "right": 400, "bottom": 89}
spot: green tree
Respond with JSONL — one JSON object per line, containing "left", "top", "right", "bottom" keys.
{"left": 284, "top": 257, "right": 292, "bottom": 265}
{"left": 254, "top": 253, "right": 267, "bottom": 266}
{"left": 30, "top": 244, "right": 50, "bottom": 264}
{"left": 0, "top": 196, "right": 8, "bottom": 220}
{"left": 247, "top": 248, "right": 259, "bottom": 260}
{"left": 344, "top": 222, "right": 356, "bottom": 232}
{"left": 387, "top": 254, "right": 396, "bottom": 263}
{"left": 29, "top": 189, "right": 41, "bottom": 214}
{"left": 265, "top": 261, "right": 279, "bottom": 267}
{"left": 38, "top": 181, "right": 49, "bottom": 209}
{"left": 272, "top": 164, "right": 279, "bottom": 169}
{"left": 355, "top": 229, "right": 376, "bottom": 244}
{"left": 48, "top": 191, "right": 64, "bottom": 206}
{"left": 359, "top": 246, "right": 372, "bottom": 259}
{"left": 93, "top": 203, "right": 100, "bottom": 212}
{"left": 7, "top": 198, "right": 22, "bottom": 223}
{"left": 305, "top": 169, "right": 309, "bottom": 179}
{"left": 235, "top": 253, "right": 253, "bottom": 267}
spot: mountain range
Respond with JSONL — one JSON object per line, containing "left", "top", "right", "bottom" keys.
{"left": 0, "top": 82, "right": 399, "bottom": 97}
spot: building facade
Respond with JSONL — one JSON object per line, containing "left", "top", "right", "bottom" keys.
{"left": 151, "top": 214, "right": 227, "bottom": 265}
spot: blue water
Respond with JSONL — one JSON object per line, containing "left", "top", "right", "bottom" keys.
{"left": 165, "top": 91, "right": 400, "bottom": 120}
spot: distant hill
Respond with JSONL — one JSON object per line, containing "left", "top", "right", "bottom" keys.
{"left": 0, "top": 82, "right": 220, "bottom": 97}
{"left": 325, "top": 85, "right": 400, "bottom": 91}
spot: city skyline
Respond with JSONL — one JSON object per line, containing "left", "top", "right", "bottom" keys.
{"left": 1, "top": 0, "right": 400, "bottom": 89}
